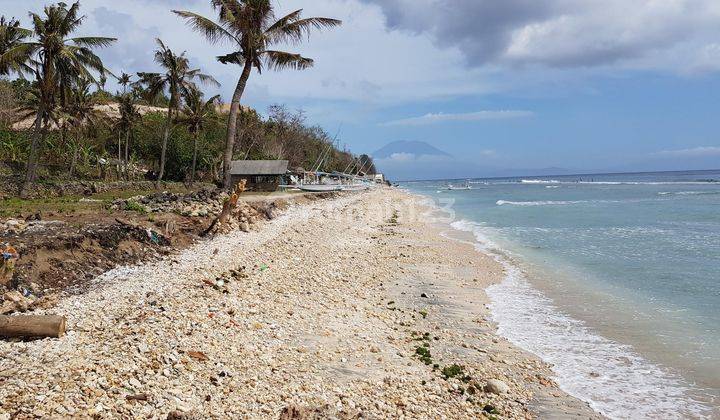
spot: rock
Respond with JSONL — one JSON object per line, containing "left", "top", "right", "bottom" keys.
{"left": 1, "top": 290, "right": 32, "bottom": 314}
{"left": 484, "top": 379, "right": 510, "bottom": 394}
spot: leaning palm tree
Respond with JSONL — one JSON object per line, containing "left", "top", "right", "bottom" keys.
{"left": 177, "top": 85, "right": 220, "bottom": 183}
{"left": 173, "top": 1, "right": 341, "bottom": 188}
{"left": 137, "top": 39, "right": 218, "bottom": 187}
{"left": 0, "top": 16, "right": 32, "bottom": 76}
{"left": 1, "top": 2, "right": 115, "bottom": 193}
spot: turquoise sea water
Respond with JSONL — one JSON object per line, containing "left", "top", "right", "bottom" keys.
{"left": 402, "top": 170, "right": 720, "bottom": 419}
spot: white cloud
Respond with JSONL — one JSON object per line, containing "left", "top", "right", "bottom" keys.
{"left": 655, "top": 146, "right": 720, "bottom": 157}
{"left": 382, "top": 110, "right": 533, "bottom": 126}
{"left": 364, "top": 0, "right": 720, "bottom": 73}
{"left": 387, "top": 152, "right": 415, "bottom": 161}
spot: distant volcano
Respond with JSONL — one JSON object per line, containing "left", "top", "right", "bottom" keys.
{"left": 373, "top": 141, "right": 451, "bottom": 159}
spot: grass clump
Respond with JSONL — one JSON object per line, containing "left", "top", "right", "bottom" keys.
{"left": 441, "top": 364, "right": 464, "bottom": 379}
{"left": 441, "top": 364, "right": 473, "bottom": 383}
{"left": 388, "top": 210, "right": 399, "bottom": 225}
{"left": 414, "top": 345, "right": 433, "bottom": 365}
{"left": 125, "top": 200, "right": 147, "bottom": 213}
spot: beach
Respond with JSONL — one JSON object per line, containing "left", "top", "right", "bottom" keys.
{"left": 0, "top": 188, "right": 599, "bottom": 419}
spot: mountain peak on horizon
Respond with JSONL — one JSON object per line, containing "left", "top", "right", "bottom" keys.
{"left": 373, "top": 141, "right": 451, "bottom": 159}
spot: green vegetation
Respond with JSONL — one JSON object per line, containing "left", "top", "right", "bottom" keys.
{"left": 440, "top": 364, "right": 471, "bottom": 383}
{"left": 0, "top": 186, "right": 182, "bottom": 218}
{"left": 0, "top": 2, "right": 372, "bottom": 196}
{"left": 414, "top": 345, "right": 433, "bottom": 366}
{"left": 388, "top": 210, "right": 399, "bottom": 225}
{"left": 124, "top": 200, "right": 148, "bottom": 214}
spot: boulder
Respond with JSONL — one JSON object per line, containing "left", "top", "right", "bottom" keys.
{"left": 484, "top": 379, "right": 510, "bottom": 394}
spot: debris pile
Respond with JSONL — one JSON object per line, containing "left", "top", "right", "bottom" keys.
{"left": 111, "top": 188, "right": 227, "bottom": 217}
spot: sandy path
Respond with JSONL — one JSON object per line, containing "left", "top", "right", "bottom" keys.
{"left": 0, "top": 188, "right": 600, "bottom": 419}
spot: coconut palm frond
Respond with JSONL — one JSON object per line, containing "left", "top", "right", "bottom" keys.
{"left": 217, "top": 51, "right": 244, "bottom": 65}
{"left": 69, "top": 36, "right": 117, "bottom": 49}
{"left": 266, "top": 14, "right": 342, "bottom": 45}
{"left": 189, "top": 70, "right": 221, "bottom": 88}
{"left": 263, "top": 50, "right": 314, "bottom": 71}
{"left": 173, "top": 10, "right": 237, "bottom": 44}
{"left": 0, "top": 17, "right": 33, "bottom": 76}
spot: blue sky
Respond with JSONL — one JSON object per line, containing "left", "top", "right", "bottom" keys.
{"left": 4, "top": 0, "right": 720, "bottom": 179}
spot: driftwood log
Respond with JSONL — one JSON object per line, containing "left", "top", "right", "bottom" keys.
{"left": 0, "top": 315, "right": 67, "bottom": 338}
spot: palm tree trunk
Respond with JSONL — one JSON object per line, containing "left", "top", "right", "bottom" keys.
{"left": 21, "top": 111, "right": 45, "bottom": 197}
{"left": 223, "top": 60, "right": 253, "bottom": 189}
{"left": 191, "top": 130, "right": 199, "bottom": 184}
{"left": 156, "top": 106, "right": 173, "bottom": 188}
{"left": 124, "top": 130, "right": 130, "bottom": 180}
{"left": 69, "top": 143, "right": 78, "bottom": 178}
{"left": 117, "top": 131, "right": 122, "bottom": 180}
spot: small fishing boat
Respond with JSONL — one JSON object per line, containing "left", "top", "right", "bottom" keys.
{"left": 447, "top": 181, "right": 472, "bottom": 190}
{"left": 297, "top": 184, "right": 344, "bottom": 192}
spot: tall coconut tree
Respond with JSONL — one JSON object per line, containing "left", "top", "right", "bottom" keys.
{"left": 173, "top": 1, "right": 341, "bottom": 188}
{"left": 115, "top": 92, "right": 141, "bottom": 179}
{"left": 177, "top": 85, "right": 220, "bottom": 183}
{"left": 116, "top": 71, "right": 133, "bottom": 94}
{"left": 0, "top": 16, "right": 32, "bottom": 76}
{"left": 137, "top": 39, "right": 218, "bottom": 187}
{"left": 1, "top": 2, "right": 116, "bottom": 193}
{"left": 65, "top": 77, "right": 104, "bottom": 177}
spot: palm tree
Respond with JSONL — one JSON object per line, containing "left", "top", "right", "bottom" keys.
{"left": 115, "top": 92, "right": 141, "bottom": 179}
{"left": 137, "top": 39, "right": 218, "bottom": 187}
{"left": 173, "top": 1, "right": 341, "bottom": 188}
{"left": 65, "top": 77, "right": 104, "bottom": 177}
{"left": 0, "top": 17, "right": 32, "bottom": 76}
{"left": 1, "top": 2, "right": 115, "bottom": 193}
{"left": 117, "top": 72, "right": 133, "bottom": 94}
{"left": 177, "top": 85, "right": 220, "bottom": 183}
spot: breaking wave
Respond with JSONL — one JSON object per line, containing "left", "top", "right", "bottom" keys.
{"left": 449, "top": 219, "right": 714, "bottom": 419}
{"left": 497, "top": 199, "right": 589, "bottom": 206}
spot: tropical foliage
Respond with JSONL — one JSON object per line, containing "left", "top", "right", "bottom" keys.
{"left": 174, "top": 0, "right": 342, "bottom": 187}
{"left": 137, "top": 39, "right": 218, "bottom": 186}
{"left": 0, "top": 1, "right": 374, "bottom": 192}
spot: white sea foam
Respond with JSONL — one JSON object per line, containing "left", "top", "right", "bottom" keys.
{"left": 497, "top": 199, "right": 589, "bottom": 206}
{"left": 450, "top": 219, "right": 713, "bottom": 420}
{"left": 521, "top": 179, "right": 561, "bottom": 184}
{"left": 658, "top": 191, "right": 720, "bottom": 196}
{"left": 514, "top": 179, "right": 719, "bottom": 186}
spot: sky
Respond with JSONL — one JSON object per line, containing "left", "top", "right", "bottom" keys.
{"left": 3, "top": 0, "right": 720, "bottom": 180}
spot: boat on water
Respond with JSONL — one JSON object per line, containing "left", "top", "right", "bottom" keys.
{"left": 447, "top": 181, "right": 472, "bottom": 190}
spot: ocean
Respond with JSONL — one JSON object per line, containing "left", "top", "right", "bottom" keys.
{"left": 402, "top": 169, "right": 720, "bottom": 419}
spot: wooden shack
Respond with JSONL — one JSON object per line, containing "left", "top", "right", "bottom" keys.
{"left": 229, "top": 160, "right": 289, "bottom": 192}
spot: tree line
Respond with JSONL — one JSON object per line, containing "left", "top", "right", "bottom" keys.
{"left": 0, "top": 1, "right": 374, "bottom": 195}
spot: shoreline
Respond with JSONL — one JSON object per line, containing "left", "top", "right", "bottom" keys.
{"left": 407, "top": 187, "right": 718, "bottom": 419}
{"left": 0, "top": 188, "right": 600, "bottom": 418}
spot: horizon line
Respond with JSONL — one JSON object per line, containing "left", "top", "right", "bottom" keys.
{"left": 393, "top": 168, "right": 720, "bottom": 183}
